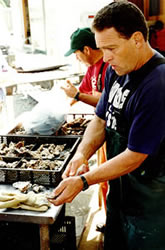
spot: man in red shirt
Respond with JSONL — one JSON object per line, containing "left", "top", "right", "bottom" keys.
{"left": 61, "top": 27, "right": 109, "bottom": 107}
{"left": 62, "top": 28, "right": 109, "bottom": 232}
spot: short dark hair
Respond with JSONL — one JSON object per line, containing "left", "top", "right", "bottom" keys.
{"left": 92, "top": 1, "right": 148, "bottom": 41}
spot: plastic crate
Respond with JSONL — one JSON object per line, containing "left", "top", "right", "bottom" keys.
{"left": 50, "top": 216, "right": 77, "bottom": 250}
{"left": 0, "top": 217, "right": 76, "bottom": 250}
{"left": 0, "top": 205, "right": 76, "bottom": 250}
{"left": 0, "top": 221, "right": 40, "bottom": 250}
{"left": 55, "top": 113, "right": 94, "bottom": 136}
{"left": 0, "top": 135, "right": 81, "bottom": 187}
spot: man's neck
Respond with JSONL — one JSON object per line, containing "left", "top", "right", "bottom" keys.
{"left": 135, "top": 43, "right": 155, "bottom": 71}
{"left": 91, "top": 49, "right": 103, "bottom": 65}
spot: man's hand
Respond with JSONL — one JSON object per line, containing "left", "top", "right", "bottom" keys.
{"left": 47, "top": 176, "right": 84, "bottom": 206}
{"left": 62, "top": 152, "right": 89, "bottom": 179}
{"left": 61, "top": 80, "right": 78, "bottom": 98}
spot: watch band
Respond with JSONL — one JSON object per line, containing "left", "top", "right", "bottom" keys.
{"left": 74, "top": 91, "right": 80, "bottom": 101}
{"left": 80, "top": 175, "right": 89, "bottom": 191}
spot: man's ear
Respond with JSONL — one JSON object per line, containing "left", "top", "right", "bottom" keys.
{"left": 132, "top": 31, "right": 143, "bottom": 48}
{"left": 83, "top": 46, "right": 91, "bottom": 55}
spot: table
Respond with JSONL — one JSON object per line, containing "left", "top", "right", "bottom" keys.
{"left": 0, "top": 184, "right": 64, "bottom": 250}
{"left": 0, "top": 67, "right": 83, "bottom": 89}
{"left": 1, "top": 68, "right": 71, "bottom": 96}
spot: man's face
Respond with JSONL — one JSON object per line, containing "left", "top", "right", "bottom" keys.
{"left": 74, "top": 49, "right": 91, "bottom": 67}
{"left": 95, "top": 27, "right": 138, "bottom": 75}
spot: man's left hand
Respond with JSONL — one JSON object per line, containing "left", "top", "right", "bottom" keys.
{"left": 47, "top": 176, "right": 84, "bottom": 206}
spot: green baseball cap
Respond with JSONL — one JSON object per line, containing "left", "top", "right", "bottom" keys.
{"left": 64, "top": 27, "right": 97, "bottom": 57}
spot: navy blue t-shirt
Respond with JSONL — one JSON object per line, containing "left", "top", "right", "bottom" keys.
{"left": 96, "top": 53, "right": 165, "bottom": 155}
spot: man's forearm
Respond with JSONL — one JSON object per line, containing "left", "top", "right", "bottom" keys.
{"left": 77, "top": 92, "right": 100, "bottom": 107}
{"left": 84, "top": 148, "right": 148, "bottom": 186}
{"left": 76, "top": 115, "right": 106, "bottom": 160}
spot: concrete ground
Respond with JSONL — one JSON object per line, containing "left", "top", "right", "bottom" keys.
{"left": 65, "top": 154, "right": 106, "bottom": 249}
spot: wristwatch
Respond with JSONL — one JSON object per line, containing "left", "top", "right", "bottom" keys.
{"left": 80, "top": 175, "right": 89, "bottom": 191}
{"left": 74, "top": 91, "right": 80, "bottom": 101}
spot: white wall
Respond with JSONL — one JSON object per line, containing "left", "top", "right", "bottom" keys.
{"left": 0, "top": 7, "right": 12, "bottom": 45}
{"left": 7, "top": 0, "right": 113, "bottom": 73}
{"left": 10, "top": 0, "right": 25, "bottom": 51}
{"left": 44, "top": 0, "right": 112, "bottom": 70}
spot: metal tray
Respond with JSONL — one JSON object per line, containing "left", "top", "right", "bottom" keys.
{"left": 0, "top": 135, "right": 81, "bottom": 187}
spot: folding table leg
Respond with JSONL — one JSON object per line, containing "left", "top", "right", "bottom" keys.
{"left": 40, "top": 224, "right": 50, "bottom": 250}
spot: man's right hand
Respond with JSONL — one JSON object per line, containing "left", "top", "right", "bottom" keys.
{"left": 62, "top": 152, "right": 89, "bottom": 179}
{"left": 61, "top": 80, "right": 78, "bottom": 98}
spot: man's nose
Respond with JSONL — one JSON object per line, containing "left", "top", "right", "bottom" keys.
{"left": 103, "top": 51, "right": 113, "bottom": 63}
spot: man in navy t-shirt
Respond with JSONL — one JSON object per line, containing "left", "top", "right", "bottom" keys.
{"left": 49, "top": 2, "right": 165, "bottom": 249}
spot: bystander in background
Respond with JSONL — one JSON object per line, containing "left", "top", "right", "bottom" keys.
{"left": 149, "top": 20, "right": 165, "bottom": 56}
